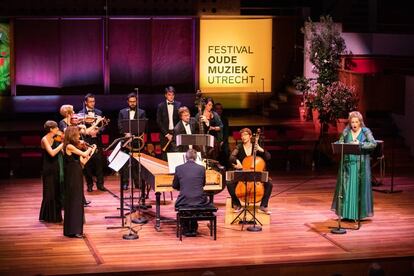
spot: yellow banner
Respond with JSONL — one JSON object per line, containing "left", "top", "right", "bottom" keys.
{"left": 200, "top": 18, "right": 272, "bottom": 93}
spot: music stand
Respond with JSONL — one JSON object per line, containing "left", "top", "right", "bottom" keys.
{"left": 106, "top": 141, "right": 136, "bottom": 233}
{"left": 177, "top": 134, "right": 214, "bottom": 166}
{"left": 176, "top": 134, "right": 214, "bottom": 148}
{"left": 331, "top": 142, "right": 362, "bottom": 234}
{"left": 226, "top": 170, "right": 269, "bottom": 231}
{"left": 373, "top": 137, "right": 402, "bottom": 194}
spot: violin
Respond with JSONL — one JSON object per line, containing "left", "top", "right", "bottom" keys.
{"left": 53, "top": 130, "right": 64, "bottom": 143}
{"left": 235, "top": 129, "right": 265, "bottom": 204}
{"left": 77, "top": 114, "right": 110, "bottom": 128}
{"left": 76, "top": 140, "right": 97, "bottom": 154}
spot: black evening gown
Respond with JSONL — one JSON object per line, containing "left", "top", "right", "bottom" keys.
{"left": 63, "top": 153, "right": 84, "bottom": 236}
{"left": 39, "top": 141, "right": 63, "bottom": 223}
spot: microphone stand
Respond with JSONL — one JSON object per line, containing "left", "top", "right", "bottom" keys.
{"left": 131, "top": 87, "right": 149, "bottom": 225}
{"left": 331, "top": 143, "right": 346, "bottom": 234}
{"left": 123, "top": 89, "right": 140, "bottom": 240}
{"left": 261, "top": 78, "right": 265, "bottom": 116}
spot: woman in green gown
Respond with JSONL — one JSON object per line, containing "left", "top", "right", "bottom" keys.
{"left": 331, "top": 111, "right": 377, "bottom": 220}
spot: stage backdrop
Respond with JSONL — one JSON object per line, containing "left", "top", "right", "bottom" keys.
{"left": 0, "top": 22, "right": 10, "bottom": 94}
{"left": 199, "top": 18, "right": 272, "bottom": 93}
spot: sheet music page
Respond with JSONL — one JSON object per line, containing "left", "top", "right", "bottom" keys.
{"left": 107, "top": 141, "right": 122, "bottom": 163}
{"left": 167, "top": 152, "right": 204, "bottom": 173}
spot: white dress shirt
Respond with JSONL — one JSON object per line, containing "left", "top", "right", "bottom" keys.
{"left": 183, "top": 120, "right": 192, "bottom": 149}
{"left": 129, "top": 109, "right": 136, "bottom": 120}
{"left": 167, "top": 101, "right": 174, "bottom": 130}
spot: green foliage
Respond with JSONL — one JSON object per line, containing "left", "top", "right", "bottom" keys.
{"left": 294, "top": 16, "right": 356, "bottom": 125}
{"left": 302, "top": 15, "right": 347, "bottom": 86}
{"left": 0, "top": 23, "right": 10, "bottom": 93}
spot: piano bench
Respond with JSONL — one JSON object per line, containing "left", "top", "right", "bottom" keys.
{"left": 175, "top": 206, "right": 218, "bottom": 241}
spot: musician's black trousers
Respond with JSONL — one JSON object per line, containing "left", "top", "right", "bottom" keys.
{"left": 226, "top": 181, "right": 273, "bottom": 208}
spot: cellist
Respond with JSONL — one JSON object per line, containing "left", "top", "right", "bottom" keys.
{"left": 226, "top": 128, "right": 273, "bottom": 214}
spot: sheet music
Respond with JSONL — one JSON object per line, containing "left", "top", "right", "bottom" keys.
{"left": 107, "top": 141, "right": 122, "bottom": 163}
{"left": 167, "top": 152, "right": 204, "bottom": 173}
{"left": 108, "top": 150, "right": 130, "bottom": 172}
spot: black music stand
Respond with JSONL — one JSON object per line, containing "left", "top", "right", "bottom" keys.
{"left": 120, "top": 118, "right": 148, "bottom": 239}
{"left": 176, "top": 134, "right": 214, "bottom": 165}
{"left": 106, "top": 141, "right": 136, "bottom": 234}
{"left": 226, "top": 170, "right": 269, "bottom": 231}
{"left": 331, "top": 143, "right": 362, "bottom": 234}
{"left": 176, "top": 134, "right": 214, "bottom": 147}
{"left": 373, "top": 137, "right": 402, "bottom": 194}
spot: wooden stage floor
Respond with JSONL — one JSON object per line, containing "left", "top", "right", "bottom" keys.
{"left": 1, "top": 170, "right": 414, "bottom": 276}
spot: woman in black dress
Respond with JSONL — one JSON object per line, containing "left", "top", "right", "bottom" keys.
{"left": 195, "top": 97, "right": 223, "bottom": 160}
{"left": 63, "top": 126, "right": 96, "bottom": 238}
{"left": 39, "top": 120, "right": 64, "bottom": 223}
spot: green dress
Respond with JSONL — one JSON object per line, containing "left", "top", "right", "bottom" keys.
{"left": 331, "top": 127, "right": 377, "bottom": 220}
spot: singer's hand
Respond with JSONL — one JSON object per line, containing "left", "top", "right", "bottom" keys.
{"left": 166, "top": 133, "right": 173, "bottom": 141}
{"left": 124, "top": 133, "right": 132, "bottom": 138}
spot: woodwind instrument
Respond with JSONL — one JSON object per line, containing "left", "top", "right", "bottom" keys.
{"left": 162, "top": 138, "right": 172, "bottom": 152}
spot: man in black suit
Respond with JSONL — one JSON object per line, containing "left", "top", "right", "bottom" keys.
{"left": 171, "top": 106, "right": 198, "bottom": 152}
{"left": 156, "top": 86, "right": 181, "bottom": 160}
{"left": 117, "top": 93, "right": 147, "bottom": 190}
{"left": 173, "top": 149, "right": 210, "bottom": 236}
{"left": 79, "top": 93, "right": 106, "bottom": 192}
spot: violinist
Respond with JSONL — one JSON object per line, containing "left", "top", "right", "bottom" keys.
{"left": 226, "top": 128, "right": 273, "bottom": 214}
{"left": 39, "top": 120, "right": 64, "bottom": 223}
{"left": 78, "top": 93, "right": 106, "bottom": 192}
{"left": 195, "top": 97, "right": 223, "bottom": 160}
{"left": 58, "top": 104, "right": 75, "bottom": 132}
{"left": 63, "top": 126, "right": 96, "bottom": 238}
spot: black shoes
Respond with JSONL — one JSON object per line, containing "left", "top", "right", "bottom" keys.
{"left": 87, "top": 187, "right": 93, "bottom": 192}
{"left": 66, "top": 234, "right": 84, "bottom": 238}
{"left": 122, "top": 184, "right": 129, "bottom": 190}
{"left": 184, "top": 231, "right": 197, "bottom": 237}
{"left": 97, "top": 186, "right": 107, "bottom": 191}
{"left": 84, "top": 200, "right": 91, "bottom": 207}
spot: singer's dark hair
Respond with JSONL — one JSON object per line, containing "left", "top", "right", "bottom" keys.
{"left": 84, "top": 93, "right": 95, "bottom": 102}
{"left": 127, "top": 93, "right": 137, "bottom": 100}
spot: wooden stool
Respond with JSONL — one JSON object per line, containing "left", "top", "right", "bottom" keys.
{"left": 176, "top": 206, "right": 217, "bottom": 241}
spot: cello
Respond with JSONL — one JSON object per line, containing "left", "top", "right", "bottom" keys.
{"left": 235, "top": 128, "right": 265, "bottom": 204}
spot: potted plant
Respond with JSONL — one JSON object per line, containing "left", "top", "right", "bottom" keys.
{"left": 322, "top": 81, "right": 358, "bottom": 133}
{"left": 300, "top": 15, "right": 349, "bottom": 135}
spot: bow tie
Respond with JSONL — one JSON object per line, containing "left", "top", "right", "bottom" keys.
{"left": 184, "top": 123, "right": 189, "bottom": 126}
{"left": 87, "top": 109, "right": 94, "bottom": 113}
{"left": 167, "top": 102, "right": 174, "bottom": 105}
